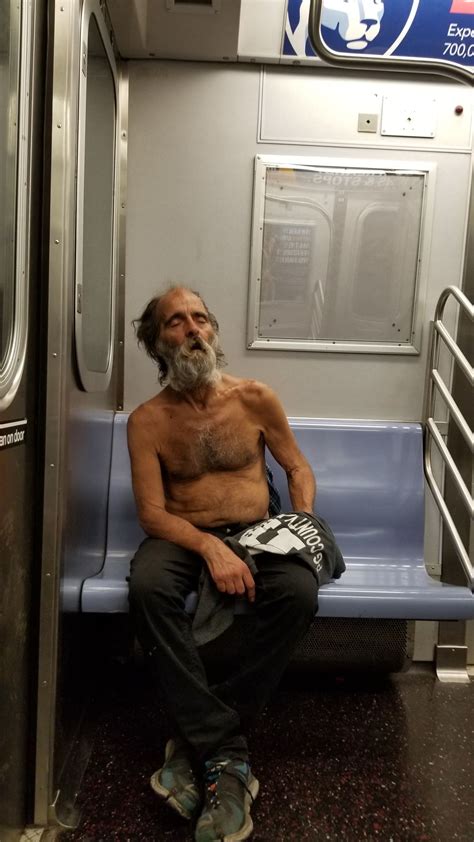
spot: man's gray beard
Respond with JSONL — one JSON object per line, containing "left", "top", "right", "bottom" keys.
{"left": 157, "top": 334, "right": 223, "bottom": 393}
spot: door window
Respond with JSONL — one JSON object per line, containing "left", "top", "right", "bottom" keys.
{"left": 0, "top": 0, "right": 29, "bottom": 410}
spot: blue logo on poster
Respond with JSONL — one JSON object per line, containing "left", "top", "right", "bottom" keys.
{"left": 284, "top": 0, "right": 417, "bottom": 57}
{"left": 321, "top": 0, "right": 416, "bottom": 55}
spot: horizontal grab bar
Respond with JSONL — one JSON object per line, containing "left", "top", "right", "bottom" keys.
{"left": 434, "top": 321, "right": 474, "bottom": 386}
{"left": 424, "top": 454, "right": 474, "bottom": 589}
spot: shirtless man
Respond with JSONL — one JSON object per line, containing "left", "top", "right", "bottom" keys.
{"left": 128, "top": 286, "right": 318, "bottom": 842}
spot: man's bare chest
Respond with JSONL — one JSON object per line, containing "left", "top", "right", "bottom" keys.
{"left": 159, "top": 414, "right": 262, "bottom": 481}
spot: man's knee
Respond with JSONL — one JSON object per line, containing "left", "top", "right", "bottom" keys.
{"left": 129, "top": 537, "right": 202, "bottom": 613}
{"left": 286, "top": 570, "right": 317, "bottom": 622}
{"left": 261, "top": 563, "right": 317, "bottom": 622}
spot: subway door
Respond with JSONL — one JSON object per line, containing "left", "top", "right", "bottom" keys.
{"left": 0, "top": 1, "right": 46, "bottom": 839}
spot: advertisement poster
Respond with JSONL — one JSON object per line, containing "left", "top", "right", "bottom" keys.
{"left": 284, "top": 0, "right": 474, "bottom": 75}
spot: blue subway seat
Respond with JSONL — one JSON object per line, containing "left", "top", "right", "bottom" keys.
{"left": 79, "top": 413, "right": 474, "bottom": 621}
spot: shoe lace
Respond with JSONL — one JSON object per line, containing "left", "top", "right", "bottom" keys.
{"left": 203, "top": 760, "right": 255, "bottom": 811}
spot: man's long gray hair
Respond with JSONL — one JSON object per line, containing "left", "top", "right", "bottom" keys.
{"left": 132, "top": 287, "right": 227, "bottom": 386}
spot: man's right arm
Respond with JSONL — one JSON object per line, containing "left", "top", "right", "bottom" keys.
{"left": 127, "top": 409, "right": 255, "bottom": 601}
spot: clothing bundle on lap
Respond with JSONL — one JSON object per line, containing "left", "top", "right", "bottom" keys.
{"left": 192, "top": 512, "right": 345, "bottom": 646}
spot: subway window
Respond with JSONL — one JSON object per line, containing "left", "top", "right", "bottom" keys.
{"left": 75, "top": 3, "right": 117, "bottom": 391}
{"left": 0, "top": 0, "right": 30, "bottom": 410}
{"left": 248, "top": 156, "right": 432, "bottom": 355}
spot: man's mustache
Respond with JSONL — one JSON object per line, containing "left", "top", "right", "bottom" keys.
{"left": 164, "top": 335, "right": 211, "bottom": 358}
{"left": 187, "top": 336, "right": 207, "bottom": 352}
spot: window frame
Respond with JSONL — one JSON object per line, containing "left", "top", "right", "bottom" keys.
{"left": 247, "top": 154, "right": 436, "bottom": 355}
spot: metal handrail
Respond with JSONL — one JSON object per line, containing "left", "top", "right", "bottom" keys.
{"left": 423, "top": 286, "right": 474, "bottom": 590}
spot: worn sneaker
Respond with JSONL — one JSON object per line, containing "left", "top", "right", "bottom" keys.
{"left": 194, "top": 758, "right": 259, "bottom": 842}
{"left": 150, "top": 739, "right": 201, "bottom": 820}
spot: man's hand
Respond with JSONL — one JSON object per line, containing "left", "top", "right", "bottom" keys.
{"left": 201, "top": 534, "right": 256, "bottom": 603}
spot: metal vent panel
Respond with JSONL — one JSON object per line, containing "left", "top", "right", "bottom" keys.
{"left": 200, "top": 617, "right": 413, "bottom": 675}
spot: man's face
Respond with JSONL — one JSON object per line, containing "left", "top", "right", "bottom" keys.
{"left": 322, "top": 0, "right": 384, "bottom": 50}
{"left": 156, "top": 288, "right": 222, "bottom": 392}
{"left": 157, "top": 288, "right": 215, "bottom": 349}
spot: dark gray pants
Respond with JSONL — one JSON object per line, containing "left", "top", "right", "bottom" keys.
{"left": 128, "top": 525, "right": 317, "bottom": 764}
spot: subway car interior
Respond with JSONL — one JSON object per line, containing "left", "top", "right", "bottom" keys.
{"left": 1, "top": 0, "right": 474, "bottom": 840}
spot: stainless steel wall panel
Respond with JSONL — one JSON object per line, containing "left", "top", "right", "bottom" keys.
{"left": 34, "top": 0, "right": 123, "bottom": 827}
{"left": 115, "top": 66, "right": 129, "bottom": 413}
{"left": 34, "top": 1, "right": 82, "bottom": 823}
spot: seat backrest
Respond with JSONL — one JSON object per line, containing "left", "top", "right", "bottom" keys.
{"left": 265, "top": 419, "right": 424, "bottom": 565}
{"left": 107, "top": 413, "right": 146, "bottom": 558}
{"left": 108, "top": 414, "right": 424, "bottom": 566}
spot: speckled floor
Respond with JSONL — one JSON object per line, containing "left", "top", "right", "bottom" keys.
{"left": 63, "top": 663, "right": 474, "bottom": 842}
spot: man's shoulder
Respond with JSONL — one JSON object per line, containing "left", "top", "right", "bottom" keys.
{"left": 128, "top": 391, "right": 173, "bottom": 429}
{"left": 225, "top": 375, "right": 275, "bottom": 407}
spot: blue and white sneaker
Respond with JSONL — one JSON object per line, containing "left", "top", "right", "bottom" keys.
{"left": 195, "top": 757, "right": 259, "bottom": 842}
{"left": 150, "top": 739, "right": 201, "bottom": 820}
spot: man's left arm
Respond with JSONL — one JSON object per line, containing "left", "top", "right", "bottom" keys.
{"left": 250, "top": 383, "right": 316, "bottom": 513}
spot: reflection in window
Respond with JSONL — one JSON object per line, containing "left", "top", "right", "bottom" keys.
{"left": 251, "top": 163, "right": 426, "bottom": 351}
{"left": 80, "top": 14, "right": 115, "bottom": 374}
{"left": 260, "top": 179, "right": 331, "bottom": 339}
{"left": 0, "top": 0, "right": 19, "bottom": 373}
{"left": 352, "top": 208, "right": 399, "bottom": 319}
